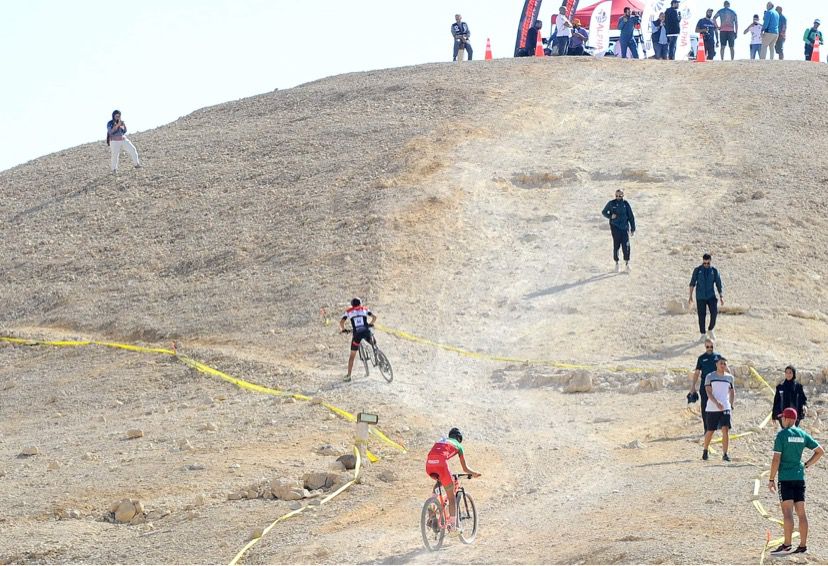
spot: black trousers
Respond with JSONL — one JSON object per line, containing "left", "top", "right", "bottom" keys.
{"left": 696, "top": 297, "right": 718, "bottom": 334}
{"left": 610, "top": 225, "right": 630, "bottom": 262}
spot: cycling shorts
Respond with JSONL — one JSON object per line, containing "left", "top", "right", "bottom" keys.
{"left": 350, "top": 328, "right": 372, "bottom": 351}
{"left": 426, "top": 456, "right": 452, "bottom": 487}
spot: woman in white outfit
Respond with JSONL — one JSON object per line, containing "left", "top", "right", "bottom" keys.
{"left": 106, "top": 109, "right": 140, "bottom": 173}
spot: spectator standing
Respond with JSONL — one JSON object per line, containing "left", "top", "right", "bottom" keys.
{"left": 451, "top": 14, "right": 473, "bottom": 61}
{"left": 689, "top": 338, "right": 722, "bottom": 433}
{"left": 665, "top": 0, "right": 682, "bottom": 60}
{"left": 760, "top": 2, "right": 780, "bottom": 59}
{"left": 522, "top": 20, "right": 544, "bottom": 57}
{"left": 714, "top": 1, "right": 739, "bottom": 60}
{"left": 775, "top": 6, "right": 787, "bottom": 59}
{"left": 106, "top": 110, "right": 140, "bottom": 173}
{"left": 768, "top": 408, "right": 824, "bottom": 556}
{"left": 617, "top": 7, "right": 641, "bottom": 59}
{"left": 702, "top": 357, "right": 734, "bottom": 462}
{"left": 652, "top": 12, "right": 669, "bottom": 59}
{"left": 696, "top": 8, "right": 719, "bottom": 61}
{"left": 601, "top": 189, "right": 636, "bottom": 272}
{"left": 568, "top": 19, "right": 589, "bottom": 55}
{"left": 554, "top": 6, "right": 573, "bottom": 55}
{"left": 745, "top": 14, "right": 763, "bottom": 58}
{"left": 772, "top": 366, "right": 808, "bottom": 428}
{"left": 688, "top": 253, "right": 723, "bottom": 341}
{"left": 804, "top": 20, "right": 823, "bottom": 61}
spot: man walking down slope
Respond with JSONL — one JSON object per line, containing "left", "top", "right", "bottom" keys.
{"left": 602, "top": 190, "right": 636, "bottom": 273}
{"left": 689, "top": 338, "right": 722, "bottom": 433}
{"left": 760, "top": 2, "right": 780, "bottom": 59}
{"left": 688, "top": 253, "right": 723, "bottom": 341}
{"left": 702, "top": 357, "right": 735, "bottom": 462}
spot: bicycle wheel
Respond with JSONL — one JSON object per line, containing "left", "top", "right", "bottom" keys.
{"left": 420, "top": 496, "right": 445, "bottom": 551}
{"left": 376, "top": 349, "right": 394, "bottom": 383}
{"left": 457, "top": 491, "right": 478, "bottom": 544}
{"left": 358, "top": 341, "right": 370, "bottom": 377}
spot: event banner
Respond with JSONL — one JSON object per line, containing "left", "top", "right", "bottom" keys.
{"left": 641, "top": 0, "right": 668, "bottom": 55}
{"left": 677, "top": 0, "right": 696, "bottom": 57}
{"left": 514, "top": 0, "right": 543, "bottom": 55}
{"left": 588, "top": 0, "right": 613, "bottom": 54}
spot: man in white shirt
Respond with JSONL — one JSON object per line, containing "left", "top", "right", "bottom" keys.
{"left": 553, "top": 6, "right": 573, "bottom": 55}
{"left": 702, "top": 357, "right": 735, "bottom": 462}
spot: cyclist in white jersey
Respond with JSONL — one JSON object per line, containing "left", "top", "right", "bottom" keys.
{"left": 339, "top": 298, "right": 377, "bottom": 382}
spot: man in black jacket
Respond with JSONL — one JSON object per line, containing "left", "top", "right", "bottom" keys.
{"left": 665, "top": 0, "right": 682, "bottom": 59}
{"left": 601, "top": 190, "right": 636, "bottom": 273}
{"left": 773, "top": 366, "right": 808, "bottom": 428}
{"left": 522, "top": 20, "right": 544, "bottom": 56}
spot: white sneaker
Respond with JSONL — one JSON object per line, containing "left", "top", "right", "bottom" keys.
{"left": 625, "top": 261, "right": 631, "bottom": 272}
{"left": 707, "top": 330, "right": 716, "bottom": 340}
{"left": 699, "top": 334, "right": 707, "bottom": 342}
{"left": 615, "top": 262, "right": 620, "bottom": 273}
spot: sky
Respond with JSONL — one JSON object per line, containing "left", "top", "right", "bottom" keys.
{"left": 0, "top": 0, "right": 823, "bottom": 172}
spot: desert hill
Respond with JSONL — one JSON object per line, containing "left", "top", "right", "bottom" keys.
{"left": 1, "top": 58, "right": 828, "bottom": 564}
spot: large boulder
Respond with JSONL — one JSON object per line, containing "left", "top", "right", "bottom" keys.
{"left": 271, "top": 478, "right": 308, "bottom": 501}
{"left": 564, "top": 371, "right": 593, "bottom": 394}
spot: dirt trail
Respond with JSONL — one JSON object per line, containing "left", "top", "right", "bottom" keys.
{"left": 2, "top": 59, "right": 828, "bottom": 564}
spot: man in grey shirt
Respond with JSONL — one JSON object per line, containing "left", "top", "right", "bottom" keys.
{"left": 702, "top": 357, "right": 735, "bottom": 462}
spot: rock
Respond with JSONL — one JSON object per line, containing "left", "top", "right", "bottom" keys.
{"left": 637, "top": 376, "right": 665, "bottom": 392}
{"left": 303, "top": 472, "right": 333, "bottom": 491}
{"left": 178, "top": 438, "right": 194, "bottom": 451}
{"left": 720, "top": 304, "right": 749, "bottom": 315}
{"left": 328, "top": 461, "right": 347, "bottom": 472}
{"left": 378, "top": 470, "right": 398, "bottom": 483}
{"left": 187, "top": 463, "right": 206, "bottom": 471}
{"left": 336, "top": 454, "right": 357, "bottom": 470}
{"left": 564, "top": 371, "right": 593, "bottom": 394}
{"left": 288, "top": 501, "right": 303, "bottom": 510}
{"left": 68, "top": 509, "right": 81, "bottom": 519}
{"left": 250, "top": 528, "right": 264, "bottom": 540}
{"left": 751, "top": 190, "right": 765, "bottom": 200}
{"left": 314, "top": 444, "right": 338, "bottom": 456}
{"left": 245, "top": 488, "right": 258, "bottom": 499}
{"left": 0, "top": 470, "right": 5, "bottom": 477}
{"left": 734, "top": 244, "right": 750, "bottom": 253}
{"left": 198, "top": 422, "right": 218, "bottom": 432}
{"left": 271, "top": 478, "right": 307, "bottom": 501}
{"left": 47, "top": 460, "right": 62, "bottom": 471}
{"left": 19, "top": 446, "right": 39, "bottom": 457}
{"left": 665, "top": 299, "right": 687, "bottom": 315}
{"left": 194, "top": 493, "right": 208, "bottom": 506}
{"left": 81, "top": 452, "right": 96, "bottom": 461}
{"left": 146, "top": 509, "right": 171, "bottom": 521}
{"left": 126, "top": 429, "right": 144, "bottom": 440}
{"left": 129, "top": 513, "right": 146, "bottom": 525}
{"left": 227, "top": 491, "right": 245, "bottom": 501}
{"left": 113, "top": 499, "right": 140, "bottom": 523}
{"left": 623, "top": 439, "right": 645, "bottom": 449}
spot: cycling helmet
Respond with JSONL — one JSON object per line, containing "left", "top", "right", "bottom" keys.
{"left": 448, "top": 427, "right": 463, "bottom": 443}
{"left": 351, "top": 297, "right": 361, "bottom": 307}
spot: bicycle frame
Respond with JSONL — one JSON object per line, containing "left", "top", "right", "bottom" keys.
{"left": 430, "top": 474, "right": 469, "bottom": 529}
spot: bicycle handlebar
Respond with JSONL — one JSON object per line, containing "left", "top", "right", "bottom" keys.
{"left": 452, "top": 473, "right": 474, "bottom": 479}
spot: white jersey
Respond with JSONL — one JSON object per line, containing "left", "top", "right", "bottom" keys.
{"left": 343, "top": 305, "right": 372, "bottom": 331}
{"left": 704, "top": 371, "right": 734, "bottom": 412}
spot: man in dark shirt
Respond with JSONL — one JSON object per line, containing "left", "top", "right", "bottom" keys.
{"left": 523, "top": 20, "right": 544, "bottom": 56}
{"left": 775, "top": 5, "right": 787, "bottom": 59}
{"left": 696, "top": 9, "right": 719, "bottom": 60}
{"left": 689, "top": 253, "right": 724, "bottom": 341}
{"left": 601, "top": 189, "right": 636, "bottom": 272}
{"left": 690, "top": 338, "right": 722, "bottom": 432}
{"left": 451, "top": 14, "right": 473, "bottom": 61}
{"left": 665, "top": 0, "right": 682, "bottom": 60}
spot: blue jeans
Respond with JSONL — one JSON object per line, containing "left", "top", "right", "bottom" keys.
{"left": 667, "top": 35, "right": 678, "bottom": 59}
{"left": 654, "top": 42, "right": 668, "bottom": 59}
{"left": 750, "top": 44, "right": 761, "bottom": 59}
{"left": 453, "top": 39, "right": 473, "bottom": 61}
{"left": 554, "top": 36, "right": 570, "bottom": 56}
{"left": 620, "top": 36, "right": 639, "bottom": 58}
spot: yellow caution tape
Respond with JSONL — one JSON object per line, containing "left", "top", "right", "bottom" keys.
{"left": 0, "top": 336, "right": 406, "bottom": 458}
{"left": 228, "top": 446, "right": 362, "bottom": 566}
{"left": 374, "top": 324, "right": 688, "bottom": 374}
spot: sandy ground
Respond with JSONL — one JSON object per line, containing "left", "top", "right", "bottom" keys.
{"left": 1, "top": 58, "right": 828, "bottom": 564}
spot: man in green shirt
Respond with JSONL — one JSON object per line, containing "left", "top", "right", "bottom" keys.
{"left": 768, "top": 408, "right": 825, "bottom": 556}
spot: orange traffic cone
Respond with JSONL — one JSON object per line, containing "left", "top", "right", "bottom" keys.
{"left": 811, "top": 36, "right": 821, "bottom": 62}
{"left": 485, "top": 38, "right": 493, "bottom": 60}
{"left": 535, "top": 32, "right": 545, "bottom": 56}
{"left": 696, "top": 34, "right": 706, "bottom": 62}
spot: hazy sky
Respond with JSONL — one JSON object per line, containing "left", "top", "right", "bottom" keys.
{"left": 0, "top": 0, "right": 823, "bottom": 172}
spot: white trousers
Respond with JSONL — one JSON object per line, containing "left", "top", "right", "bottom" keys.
{"left": 110, "top": 138, "right": 140, "bottom": 171}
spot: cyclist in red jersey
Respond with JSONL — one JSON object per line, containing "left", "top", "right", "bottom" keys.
{"left": 425, "top": 427, "right": 481, "bottom": 531}
{"left": 338, "top": 298, "right": 376, "bottom": 382}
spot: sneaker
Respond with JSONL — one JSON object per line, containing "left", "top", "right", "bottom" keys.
{"left": 707, "top": 329, "right": 716, "bottom": 340}
{"left": 614, "top": 262, "right": 620, "bottom": 273}
{"left": 343, "top": 374, "right": 351, "bottom": 382}
{"left": 791, "top": 546, "right": 807, "bottom": 554}
{"left": 699, "top": 334, "right": 707, "bottom": 342}
{"left": 769, "top": 544, "right": 792, "bottom": 556}
{"left": 134, "top": 163, "right": 142, "bottom": 169}
{"left": 625, "top": 261, "right": 631, "bottom": 272}
{"left": 722, "top": 453, "right": 731, "bottom": 462}
{"left": 702, "top": 449, "right": 709, "bottom": 461}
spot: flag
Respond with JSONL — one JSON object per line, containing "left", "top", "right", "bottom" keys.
{"left": 588, "top": 0, "right": 613, "bottom": 55}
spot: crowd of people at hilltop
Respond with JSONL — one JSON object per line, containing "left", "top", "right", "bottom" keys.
{"left": 452, "top": 3, "right": 824, "bottom": 62}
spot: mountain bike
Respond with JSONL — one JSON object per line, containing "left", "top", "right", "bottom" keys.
{"left": 343, "top": 324, "right": 394, "bottom": 382}
{"left": 420, "top": 473, "right": 478, "bottom": 551}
